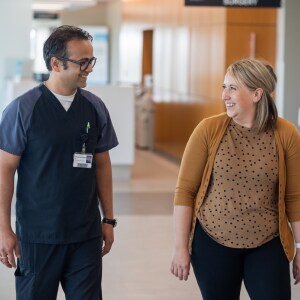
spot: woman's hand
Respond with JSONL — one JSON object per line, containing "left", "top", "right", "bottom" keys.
{"left": 171, "top": 206, "right": 193, "bottom": 281}
{"left": 170, "top": 247, "right": 191, "bottom": 281}
{"left": 293, "top": 249, "right": 300, "bottom": 284}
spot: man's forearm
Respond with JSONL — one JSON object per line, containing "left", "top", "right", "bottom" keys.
{"left": 0, "top": 179, "right": 14, "bottom": 231}
{"left": 0, "top": 150, "right": 20, "bottom": 231}
{"left": 95, "top": 152, "right": 114, "bottom": 219}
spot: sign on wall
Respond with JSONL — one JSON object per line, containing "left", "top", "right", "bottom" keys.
{"left": 185, "top": 0, "right": 281, "bottom": 7}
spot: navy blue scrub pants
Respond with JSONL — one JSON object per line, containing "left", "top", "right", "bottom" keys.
{"left": 15, "top": 237, "right": 102, "bottom": 300}
{"left": 191, "top": 222, "right": 291, "bottom": 300}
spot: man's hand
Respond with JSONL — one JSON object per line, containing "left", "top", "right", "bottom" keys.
{"left": 0, "top": 229, "right": 20, "bottom": 268}
{"left": 101, "top": 224, "right": 114, "bottom": 257}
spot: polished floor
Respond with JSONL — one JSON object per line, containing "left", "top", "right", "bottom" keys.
{"left": 0, "top": 149, "right": 299, "bottom": 299}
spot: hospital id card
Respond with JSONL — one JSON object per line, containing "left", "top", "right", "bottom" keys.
{"left": 73, "top": 153, "right": 93, "bottom": 168}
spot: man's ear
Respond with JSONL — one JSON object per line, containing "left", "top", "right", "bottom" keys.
{"left": 50, "top": 57, "right": 62, "bottom": 72}
{"left": 253, "top": 88, "right": 263, "bottom": 103}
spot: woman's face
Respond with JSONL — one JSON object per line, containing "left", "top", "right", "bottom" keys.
{"left": 222, "top": 73, "right": 260, "bottom": 128}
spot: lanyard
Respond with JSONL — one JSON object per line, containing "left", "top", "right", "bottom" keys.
{"left": 80, "top": 122, "right": 90, "bottom": 153}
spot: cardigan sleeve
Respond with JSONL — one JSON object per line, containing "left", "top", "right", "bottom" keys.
{"left": 283, "top": 124, "right": 300, "bottom": 222}
{"left": 174, "top": 120, "right": 209, "bottom": 207}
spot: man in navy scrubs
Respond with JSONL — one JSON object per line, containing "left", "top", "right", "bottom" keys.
{"left": 0, "top": 25, "right": 118, "bottom": 300}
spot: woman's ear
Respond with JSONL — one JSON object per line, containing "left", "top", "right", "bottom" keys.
{"left": 253, "top": 88, "right": 263, "bottom": 103}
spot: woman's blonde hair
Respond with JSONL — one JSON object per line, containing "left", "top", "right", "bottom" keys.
{"left": 226, "top": 58, "right": 278, "bottom": 133}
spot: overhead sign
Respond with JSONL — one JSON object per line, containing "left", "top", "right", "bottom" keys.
{"left": 185, "top": 0, "right": 281, "bottom": 7}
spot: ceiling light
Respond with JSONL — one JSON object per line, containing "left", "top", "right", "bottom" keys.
{"left": 32, "top": 1, "right": 98, "bottom": 12}
{"left": 32, "top": 3, "right": 70, "bottom": 11}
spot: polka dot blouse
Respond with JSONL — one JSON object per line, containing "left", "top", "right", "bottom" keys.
{"left": 198, "top": 119, "right": 279, "bottom": 248}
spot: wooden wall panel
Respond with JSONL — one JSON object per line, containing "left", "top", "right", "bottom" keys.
{"left": 141, "top": 30, "right": 153, "bottom": 83}
{"left": 226, "top": 8, "right": 276, "bottom": 25}
{"left": 153, "top": 100, "right": 225, "bottom": 160}
{"left": 225, "top": 8, "right": 277, "bottom": 68}
{"left": 226, "top": 25, "right": 276, "bottom": 67}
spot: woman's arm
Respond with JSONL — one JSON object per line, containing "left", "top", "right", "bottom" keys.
{"left": 170, "top": 205, "right": 193, "bottom": 281}
{"left": 282, "top": 125, "right": 300, "bottom": 284}
{"left": 291, "top": 221, "right": 300, "bottom": 284}
{"left": 171, "top": 121, "right": 210, "bottom": 280}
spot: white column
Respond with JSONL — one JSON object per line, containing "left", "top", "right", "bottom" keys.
{"left": 276, "top": 0, "right": 300, "bottom": 128}
{"left": 0, "top": 0, "right": 32, "bottom": 112}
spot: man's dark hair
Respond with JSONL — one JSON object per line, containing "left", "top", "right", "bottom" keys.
{"left": 43, "top": 25, "right": 93, "bottom": 71}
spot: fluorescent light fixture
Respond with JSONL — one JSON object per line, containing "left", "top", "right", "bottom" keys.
{"left": 32, "top": 1, "right": 98, "bottom": 12}
{"left": 32, "top": 3, "right": 70, "bottom": 11}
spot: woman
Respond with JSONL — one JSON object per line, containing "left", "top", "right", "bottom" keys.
{"left": 170, "top": 58, "right": 300, "bottom": 299}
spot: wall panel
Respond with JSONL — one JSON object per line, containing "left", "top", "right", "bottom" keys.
{"left": 226, "top": 24, "right": 276, "bottom": 67}
{"left": 153, "top": 100, "right": 224, "bottom": 160}
{"left": 189, "top": 27, "right": 213, "bottom": 97}
{"left": 225, "top": 8, "right": 277, "bottom": 67}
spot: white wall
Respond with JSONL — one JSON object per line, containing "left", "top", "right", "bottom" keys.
{"left": 282, "top": 0, "right": 300, "bottom": 128}
{"left": 60, "top": 1, "right": 122, "bottom": 84}
{"left": 87, "top": 85, "right": 135, "bottom": 167}
{"left": 106, "top": 1, "right": 122, "bottom": 85}
{"left": 0, "top": 0, "right": 32, "bottom": 113}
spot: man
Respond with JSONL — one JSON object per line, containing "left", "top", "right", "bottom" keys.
{"left": 0, "top": 25, "right": 118, "bottom": 300}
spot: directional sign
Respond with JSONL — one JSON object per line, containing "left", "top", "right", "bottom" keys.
{"left": 185, "top": 0, "right": 281, "bottom": 7}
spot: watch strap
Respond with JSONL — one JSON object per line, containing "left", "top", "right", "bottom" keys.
{"left": 102, "top": 217, "right": 117, "bottom": 227}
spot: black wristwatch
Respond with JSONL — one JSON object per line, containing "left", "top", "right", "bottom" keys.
{"left": 102, "top": 217, "right": 117, "bottom": 228}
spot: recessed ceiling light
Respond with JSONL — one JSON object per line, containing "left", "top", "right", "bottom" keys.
{"left": 32, "top": 1, "right": 99, "bottom": 12}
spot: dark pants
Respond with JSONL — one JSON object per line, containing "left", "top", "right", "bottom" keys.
{"left": 15, "top": 237, "right": 102, "bottom": 300}
{"left": 191, "top": 222, "right": 291, "bottom": 300}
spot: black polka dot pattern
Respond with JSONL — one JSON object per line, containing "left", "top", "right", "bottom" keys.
{"left": 199, "top": 119, "right": 279, "bottom": 248}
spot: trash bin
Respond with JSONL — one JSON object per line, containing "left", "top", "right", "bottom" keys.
{"left": 135, "top": 89, "right": 153, "bottom": 149}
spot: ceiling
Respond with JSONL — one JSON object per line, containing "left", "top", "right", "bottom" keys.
{"left": 32, "top": 0, "right": 115, "bottom": 12}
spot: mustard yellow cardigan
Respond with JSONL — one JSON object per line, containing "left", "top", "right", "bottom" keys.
{"left": 174, "top": 112, "right": 300, "bottom": 261}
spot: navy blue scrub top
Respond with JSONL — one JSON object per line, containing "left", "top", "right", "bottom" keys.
{"left": 0, "top": 84, "right": 118, "bottom": 244}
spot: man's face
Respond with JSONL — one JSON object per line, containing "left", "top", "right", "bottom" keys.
{"left": 58, "top": 39, "right": 94, "bottom": 94}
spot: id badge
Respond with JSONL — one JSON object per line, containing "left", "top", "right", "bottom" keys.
{"left": 73, "top": 153, "right": 93, "bottom": 168}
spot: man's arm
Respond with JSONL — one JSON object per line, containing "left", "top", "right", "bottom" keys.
{"left": 0, "top": 150, "right": 21, "bottom": 268}
{"left": 95, "top": 151, "right": 114, "bottom": 256}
